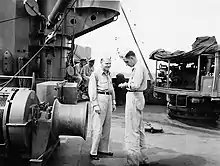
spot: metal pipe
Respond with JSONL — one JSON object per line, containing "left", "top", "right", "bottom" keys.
{"left": 212, "top": 51, "right": 220, "bottom": 96}
{"left": 6, "top": 121, "right": 31, "bottom": 127}
{"left": 206, "top": 55, "right": 212, "bottom": 75}
{"left": 120, "top": 4, "right": 153, "bottom": 81}
{"left": 195, "top": 55, "right": 201, "bottom": 91}
{"left": 0, "top": 75, "right": 33, "bottom": 79}
{"left": 47, "top": 0, "right": 74, "bottom": 28}
{"left": 155, "top": 61, "right": 158, "bottom": 85}
{"left": 167, "top": 60, "right": 170, "bottom": 88}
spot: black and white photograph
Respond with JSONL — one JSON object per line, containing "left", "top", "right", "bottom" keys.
{"left": 0, "top": 0, "right": 220, "bottom": 166}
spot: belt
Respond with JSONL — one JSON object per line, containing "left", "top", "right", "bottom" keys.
{"left": 97, "top": 91, "right": 111, "bottom": 95}
{"left": 127, "top": 90, "right": 144, "bottom": 92}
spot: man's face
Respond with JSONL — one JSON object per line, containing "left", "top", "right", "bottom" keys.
{"left": 123, "top": 57, "right": 135, "bottom": 67}
{"left": 80, "top": 60, "right": 87, "bottom": 66}
{"left": 89, "top": 61, "right": 94, "bottom": 66}
{"left": 101, "top": 58, "right": 111, "bottom": 71}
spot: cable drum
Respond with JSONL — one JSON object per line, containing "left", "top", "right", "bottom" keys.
{"left": 0, "top": 91, "right": 10, "bottom": 144}
{"left": 0, "top": 107, "right": 4, "bottom": 144}
{"left": 0, "top": 88, "right": 39, "bottom": 152}
{"left": 6, "top": 89, "right": 39, "bottom": 150}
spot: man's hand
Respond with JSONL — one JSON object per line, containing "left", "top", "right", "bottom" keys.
{"left": 118, "top": 83, "right": 123, "bottom": 88}
{"left": 112, "top": 104, "right": 116, "bottom": 112}
{"left": 94, "top": 105, "right": 101, "bottom": 114}
{"left": 118, "top": 82, "right": 128, "bottom": 88}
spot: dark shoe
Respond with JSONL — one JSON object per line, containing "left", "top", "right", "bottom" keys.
{"left": 97, "top": 151, "right": 113, "bottom": 156}
{"left": 90, "top": 154, "right": 99, "bottom": 160}
{"left": 139, "top": 162, "right": 150, "bottom": 166}
{"left": 139, "top": 164, "right": 149, "bottom": 166}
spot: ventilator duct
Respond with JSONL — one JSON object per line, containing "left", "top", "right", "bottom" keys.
{"left": 65, "top": 0, "right": 120, "bottom": 38}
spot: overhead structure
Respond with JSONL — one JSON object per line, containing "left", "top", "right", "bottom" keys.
{"left": 0, "top": 0, "right": 120, "bottom": 165}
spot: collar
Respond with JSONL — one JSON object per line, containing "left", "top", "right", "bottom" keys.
{"left": 132, "top": 60, "right": 139, "bottom": 71}
{"left": 99, "top": 68, "right": 110, "bottom": 76}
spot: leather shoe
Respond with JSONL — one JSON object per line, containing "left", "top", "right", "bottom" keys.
{"left": 139, "top": 162, "right": 150, "bottom": 166}
{"left": 97, "top": 151, "right": 113, "bottom": 156}
{"left": 90, "top": 154, "right": 99, "bottom": 160}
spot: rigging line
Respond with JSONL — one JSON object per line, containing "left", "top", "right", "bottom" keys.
{"left": 0, "top": 1, "right": 45, "bottom": 24}
{"left": 0, "top": 2, "right": 44, "bottom": 24}
{"left": 0, "top": 16, "right": 26, "bottom": 24}
{"left": 0, "top": 45, "right": 45, "bottom": 91}
{"left": 53, "top": 0, "right": 78, "bottom": 34}
{"left": 25, "top": 1, "right": 47, "bottom": 20}
{"left": 0, "top": 0, "right": 78, "bottom": 91}
{"left": 120, "top": 4, "right": 154, "bottom": 81}
{"left": 0, "top": 81, "right": 9, "bottom": 86}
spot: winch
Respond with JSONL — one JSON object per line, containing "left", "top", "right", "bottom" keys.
{"left": 0, "top": 0, "right": 120, "bottom": 165}
{"left": 0, "top": 85, "right": 88, "bottom": 166}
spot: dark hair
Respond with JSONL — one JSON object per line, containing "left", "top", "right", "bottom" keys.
{"left": 125, "top": 51, "right": 136, "bottom": 58}
{"left": 80, "top": 58, "right": 87, "bottom": 61}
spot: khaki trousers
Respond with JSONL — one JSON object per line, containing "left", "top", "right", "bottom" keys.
{"left": 90, "top": 94, "right": 112, "bottom": 155}
{"left": 125, "top": 92, "right": 148, "bottom": 166}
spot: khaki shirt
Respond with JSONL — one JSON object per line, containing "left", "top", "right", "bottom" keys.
{"left": 128, "top": 61, "right": 148, "bottom": 91}
{"left": 88, "top": 68, "right": 116, "bottom": 107}
{"left": 75, "top": 63, "right": 85, "bottom": 76}
{"left": 84, "top": 64, "right": 94, "bottom": 77}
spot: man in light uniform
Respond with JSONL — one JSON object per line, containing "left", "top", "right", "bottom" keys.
{"left": 84, "top": 58, "right": 95, "bottom": 77}
{"left": 66, "top": 64, "right": 82, "bottom": 85}
{"left": 88, "top": 57, "right": 116, "bottom": 160}
{"left": 75, "top": 58, "right": 89, "bottom": 86}
{"left": 119, "top": 51, "right": 149, "bottom": 166}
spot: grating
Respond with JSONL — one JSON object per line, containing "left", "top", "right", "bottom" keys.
{"left": 0, "top": 96, "right": 7, "bottom": 107}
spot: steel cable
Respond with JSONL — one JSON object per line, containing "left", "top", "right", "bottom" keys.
{"left": 120, "top": 4, "right": 154, "bottom": 81}
{"left": 0, "top": 0, "right": 78, "bottom": 91}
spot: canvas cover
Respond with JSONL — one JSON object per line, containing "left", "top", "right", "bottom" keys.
{"left": 149, "top": 36, "right": 219, "bottom": 62}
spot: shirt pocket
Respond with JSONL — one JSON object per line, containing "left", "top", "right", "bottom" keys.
{"left": 98, "top": 77, "right": 108, "bottom": 89}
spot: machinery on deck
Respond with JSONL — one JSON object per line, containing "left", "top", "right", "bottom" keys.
{"left": 0, "top": 0, "right": 120, "bottom": 165}
{"left": 150, "top": 36, "right": 220, "bottom": 121}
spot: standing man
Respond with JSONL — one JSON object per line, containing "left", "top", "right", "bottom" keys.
{"left": 88, "top": 57, "right": 116, "bottom": 160}
{"left": 119, "top": 51, "right": 149, "bottom": 166}
{"left": 84, "top": 58, "right": 95, "bottom": 77}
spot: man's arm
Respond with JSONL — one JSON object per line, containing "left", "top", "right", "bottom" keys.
{"left": 81, "top": 65, "right": 86, "bottom": 76}
{"left": 112, "top": 87, "right": 116, "bottom": 112}
{"left": 88, "top": 72, "right": 98, "bottom": 107}
{"left": 84, "top": 65, "right": 90, "bottom": 77}
{"left": 75, "top": 64, "right": 80, "bottom": 74}
{"left": 118, "top": 67, "right": 143, "bottom": 90}
{"left": 111, "top": 83, "right": 116, "bottom": 105}
{"left": 81, "top": 66, "right": 90, "bottom": 81}
{"left": 128, "top": 66, "right": 143, "bottom": 90}
{"left": 108, "top": 73, "right": 116, "bottom": 105}
{"left": 109, "top": 74, "right": 116, "bottom": 111}
{"left": 74, "top": 65, "right": 81, "bottom": 77}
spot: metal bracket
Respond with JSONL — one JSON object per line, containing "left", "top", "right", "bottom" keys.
{"left": 176, "top": 95, "right": 188, "bottom": 107}
{"left": 29, "top": 140, "right": 60, "bottom": 166}
{"left": 6, "top": 120, "right": 32, "bottom": 127}
{"left": 0, "top": 143, "right": 6, "bottom": 147}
